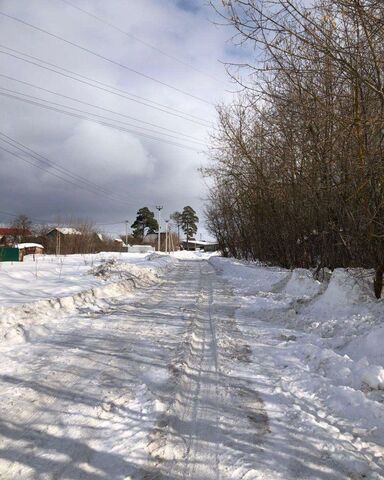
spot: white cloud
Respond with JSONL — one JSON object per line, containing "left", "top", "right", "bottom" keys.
{"left": 60, "top": 122, "right": 153, "bottom": 178}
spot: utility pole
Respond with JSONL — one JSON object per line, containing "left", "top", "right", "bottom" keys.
{"left": 186, "top": 221, "right": 189, "bottom": 251}
{"left": 156, "top": 205, "right": 163, "bottom": 252}
{"left": 169, "top": 227, "right": 174, "bottom": 253}
{"left": 56, "top": 226, "right": 61, "bottom": 256}
{"left": 165, "top": 219, "right": 169, "bottom": 254}
{"left": 125, "top": 220, "right": 128, "bottom": 252}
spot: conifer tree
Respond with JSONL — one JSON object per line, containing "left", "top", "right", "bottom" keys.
{"left": 181, "top": 206, "right": 199, "bottom": 249}
{"left": 131, "top": 207, "right": 158, "bottom": 239}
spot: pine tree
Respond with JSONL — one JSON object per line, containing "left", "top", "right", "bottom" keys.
{"left": 131, "top": 207, "right": 158, "bottom": 239}
{"left": 181, "top": 206, "right": 199, "bottom": 249}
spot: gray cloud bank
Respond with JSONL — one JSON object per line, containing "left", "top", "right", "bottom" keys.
{"left": 0, "top": 0, "right": 243, "bottom": 237}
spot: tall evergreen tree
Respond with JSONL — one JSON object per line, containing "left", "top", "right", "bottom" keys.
{"left": 181, "top": 206, "right": 199, "bottom": 248}
{"left": 131, "top": 207, "right": 158, "bottom": 239}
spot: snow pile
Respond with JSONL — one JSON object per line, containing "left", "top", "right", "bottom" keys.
{"left": 282, "top": 268, "right": 322, "bottom": 298}
{"left": 299, "top": 343, "right": 384, "bottom": 390}
{"left": 309, "top": 269, "right": 372, "bottom": 315}
{"left": 344, "top": 325, "right": 384, "bottom": 369}
{"left": 89, "top": 254, "right": 174, "bottom": 286}
{"left": 211, "top": 257, "right": 384, "bottom": 379}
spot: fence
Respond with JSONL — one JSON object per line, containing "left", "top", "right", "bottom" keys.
{"left": 0, "top": 247, "right": 22, "bottom": 262}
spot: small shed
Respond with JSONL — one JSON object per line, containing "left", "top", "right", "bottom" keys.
{"left": 16, "top": 243, "right": 44, "bottom": 256}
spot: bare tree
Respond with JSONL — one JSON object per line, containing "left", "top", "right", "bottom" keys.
{"left": 206, "top": 0, "right": 384, "bottom": 296}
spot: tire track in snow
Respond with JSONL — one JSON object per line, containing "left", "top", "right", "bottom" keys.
{"left": 143, "top": 261, "right": 269, "bottom": 480}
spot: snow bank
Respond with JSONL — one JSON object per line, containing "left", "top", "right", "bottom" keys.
{"left": 171, "top": 250, "right": 218, "bottom": 260}
{"left": 0, "top": 252, "right": 173, "bottom": 307}
{"left": 0, "top": 277, "right": 136, "bottom": 344}
{"left": 209, "top": 256, "right": 289, "bottom": 294}
{"left": 282, "top": 268, "right": 322, "bottom": 298}
{"left": 343, "top": 325, "right": 384, "bottom": 368}
{"left": 212, "top": 256, "right": 384, "bottom": 477}
{"left": 0, "top": 252, "right": 176, "bottom": 345}
{"left": 299, "top": 343, "right": 384, "bottom": 390}
{"left": 309, "top": 269, "right": 372, "bottom": 315}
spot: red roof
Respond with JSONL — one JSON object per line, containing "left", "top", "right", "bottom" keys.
{"left": 0, "top": 228, "right": 32, "bottom": 236}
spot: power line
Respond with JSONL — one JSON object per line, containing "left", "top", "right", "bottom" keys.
{"left": 0, "top": 83, "right": 205, "bottom": 146}
{"left": 0, "top": 10, "right": 213, "bottom": 106}
{"left": 0, "top": 138, "right": 137, "bottom": 207}
{"left": 0, "top": 130, "right": 134, "bottom": 204}
{"left": 0, "top": 45, "right": 212, "bottom": 127}
{"left": 0, "top": 209, "right": 127, "bottom": 231}
{"left": 0, "top": 74, "right": 206, "bottom": 145}
{"left": 0, "top": 45, "right": 211, "bottom": 127}
{"left": 0, "top": 88, "right": 204, "bottom": 151}
{"left": 0, "top": 209, "right": 54, "bottom": 225}
{"left": 94, "top": 221, "right": 126, "bottom": 226}
{"left": 0, "top": 144, "right": 132, "bottom": 207}
{"left": 57, "top": 0, "right": 224, "bottom": 85}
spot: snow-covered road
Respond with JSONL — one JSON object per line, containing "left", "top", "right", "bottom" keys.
{"left": 0, "top": 258, "right": 383, "bottom": 479}
{"left": 0, "top": 260, "right": 267, "bottom": 479}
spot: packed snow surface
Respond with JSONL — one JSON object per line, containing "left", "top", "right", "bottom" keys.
{"left": 0, "top": 251, "right": 382, "bottom": 479}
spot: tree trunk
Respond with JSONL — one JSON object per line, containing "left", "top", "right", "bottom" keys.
{"left": 374, "top": 265, "right": 384, "bottom": 299}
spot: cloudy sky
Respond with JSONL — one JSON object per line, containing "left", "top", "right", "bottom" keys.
{"left": 0, "top": 0, "right": 246, "bottom": 238}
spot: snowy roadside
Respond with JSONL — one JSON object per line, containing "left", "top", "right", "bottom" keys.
{"left": 210, "top": 256, "right": 384, "bottom": 478}
{"left": 0, "top": 252, "right": 175, "bottom": 344}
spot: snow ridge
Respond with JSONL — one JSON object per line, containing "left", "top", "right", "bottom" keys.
{"left": 0, "top": 253, "right": 175, "bottom": 345}
{"left": 210, "top": 256, "right": 384, "bottom": 478}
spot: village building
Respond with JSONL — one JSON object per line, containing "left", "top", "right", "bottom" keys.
{"left": 113, "top": 238, "right": 127, "bottom": 250}
{"left": 0, "top": 228, "right": 32, "bottom": 246}
{"left": 182, "top": 239, "right": 219, "bottom": 252}
{"left": 16, "top": 243, "right": 45, "bottom": 256}
{"left": 143, "top": 232, "right": 166, "bottom": 246}
{"left": 46, "top": 227, "right": 82, "bottom": 255}
{"left": 46, "top": 227, "right": 82, "bottom": 240}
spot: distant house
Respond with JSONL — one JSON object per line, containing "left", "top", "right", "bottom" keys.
{"left": 143, "top": 232, "right": 165, "bottom": 245}
{"left": 46, "top": 227, "right": 82, "bottom": 240}
{"left": 182, "top": 239, "right": 219, "bottom": 252}
{"left": 45, "top": 227, "right": 83, "bottom": 254}
{"left": 0, "top": 228, "right": 32, "bottom": 246}
{"left": 113, "top": 238, "right": 127, "bottom": 249}
{"left": 95, "top": 233, "right": 104, "bottom": 242}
